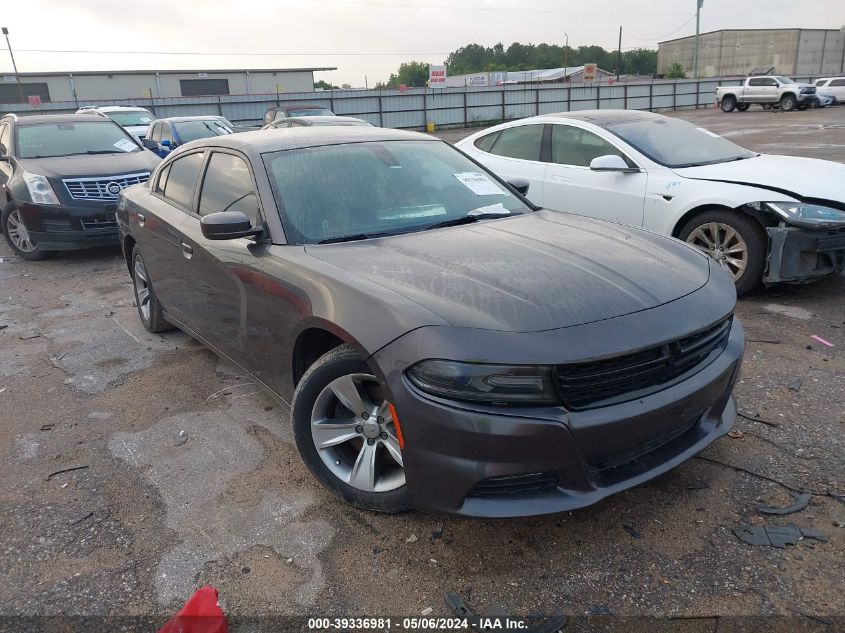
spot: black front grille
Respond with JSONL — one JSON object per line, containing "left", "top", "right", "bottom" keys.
{"left": 80, "top": 213, "right": 118, "bottom": 231}
{"left": 556, "top": 318, "right": 731, "bottom": 410}
{"left": 468, "top": 472, "right": 558, "bottom": 498}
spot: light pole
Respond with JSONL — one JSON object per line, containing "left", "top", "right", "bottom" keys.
{"left": 1, "top": 27, "right": 25, "bottom": 104}
{"left": 564, "top": 32, "right": 569, "bottom": 69}
{"left": 693, "top": 0, "right": 703, "bottom": 78}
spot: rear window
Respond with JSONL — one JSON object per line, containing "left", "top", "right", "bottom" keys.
{"left": 105, "top": 110, "right": 156, "bottom": 126}
{"left": 16, "top": 121, "right": 141, "bottom": 159}
{"left": 474, "top": 132, "right": 499, "bottom": 152}
{"left": 173, "top": 119, "right": 234, "bottom": 142}
{"left": 285, "top": 108, "right": 334, "bottom": 117}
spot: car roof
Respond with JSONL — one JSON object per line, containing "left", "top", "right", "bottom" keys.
{"left": 537, "top": 109, "right": 666, "bottom": 126}
{"left": 272, "top": 104, "right": 330, "bottom": 111}
{"left": 187, "top": 126, "right": 434, "bottom": 153}
{"left": 5, "top": 113, "right": 113, "bottom": 125}
{"left": 157, "top": 115, "right": 227, "bottom": 123}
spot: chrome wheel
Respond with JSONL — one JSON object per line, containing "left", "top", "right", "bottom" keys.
{"left": 6, "top": 209, "right": 36, "bottom": 253}
{"left": 133, "top": 255, "right": 151, "bottom": 322}
{"left": 685, "top": 221, "right": 748, "bottom": 280}
{"left": 311, "top": 373, "right": 404, "bottom": 493}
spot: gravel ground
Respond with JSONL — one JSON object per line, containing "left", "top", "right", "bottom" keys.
{"left": 0, "top": 106, "right": 843, "bottom": 632}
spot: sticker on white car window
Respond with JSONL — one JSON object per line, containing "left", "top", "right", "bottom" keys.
{"left": 453, "top": 172, "right": 506, "bottom": 196}
{"left": 696, "top": 127, "right": 721, "bottom": 138}
{"left": 139, "top": 117, "right": 152, "bottom": 123}
{"left": 468, "top": 203, "right": 510, "bottom": 216}
{"left": 113, "top": 139, "right": 138, "bottom": 152}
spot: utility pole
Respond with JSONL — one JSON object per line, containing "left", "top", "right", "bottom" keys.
{"left": 563, "top": 32, "right": 569, "bottom": 69}
{"left": 616, "top": 26, "right": 622, "bottom": 80}
{"left": 1, "top": 27, "right": 25, "bottom": 104}
{"left": 693, "top": 0, "right": 703, "bottom": 78}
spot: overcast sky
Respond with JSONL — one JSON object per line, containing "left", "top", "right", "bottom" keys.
{"left": 1, "top": 0, "right": 843, "bottom": 86}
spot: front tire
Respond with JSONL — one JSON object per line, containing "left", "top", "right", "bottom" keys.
{"left": 780, "top": 94, "right": 797, "bottom": 112}
{"left": 2, "top": 203, "right": 54, "bottom": 261}
{"left": 291, "top": 344, "right": 409, "bottom": 513}
{"left": 131, "top": 246, "right": 173, "bottom": 333}
{"left": 678, "top": 209, "right": 767, "bottom": 296}
{"left": 720, "top": 95, "right": 737, "bottom": 112}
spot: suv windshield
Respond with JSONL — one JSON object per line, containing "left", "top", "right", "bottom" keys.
{"left": 174, "top": 119, "right": 234, "bottom": 142}
{"left": 106, "top": 110, "right": 156, "bottom": 126}
{"left": 286, "top": 108, "right": 333, "bottom": 117}
{"left": 264, "top": 140, "right": 531, "bottom": 244}
{"left": 606, "top": 117, "right": 756, "bottom": 168}
{"left": 17, "top": 121, "right": 141, "bottom": 159}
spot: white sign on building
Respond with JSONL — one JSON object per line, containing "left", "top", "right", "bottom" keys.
{"left": 467, "top": 74, "right": 487, "bottom": 87}
{"left": 429, "top": 65, "right": 447, "bottom": 87}
{"left": 583, "top": 63, "right": 597, "bottom": 83}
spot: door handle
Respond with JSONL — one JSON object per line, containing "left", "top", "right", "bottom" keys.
{"left": 136, "top": 213, "right": 145, "bottom": 227}
{"left": 181, "top": 242, "right": 193, "bottom": 260}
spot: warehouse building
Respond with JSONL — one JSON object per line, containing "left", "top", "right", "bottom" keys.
{"left": 658, "top": 28, "right": 845, "bottom": 78}
{"left": 0, "top": 67, "right": 336, "bottom": 104}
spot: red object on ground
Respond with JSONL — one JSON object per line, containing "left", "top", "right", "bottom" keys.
{"left": 157, "top": 586, "right": 228, "bottom": 633}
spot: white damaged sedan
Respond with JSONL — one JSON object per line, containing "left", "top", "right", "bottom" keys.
{"left": 456, "top": 110, "right": 845, "bottom": 294}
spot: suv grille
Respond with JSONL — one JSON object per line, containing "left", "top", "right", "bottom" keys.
{"left": 556, "top": 318, "right": 731, "bottom": 410}
{"left": 63, "top": 172, "right": 149, "bottom": 201}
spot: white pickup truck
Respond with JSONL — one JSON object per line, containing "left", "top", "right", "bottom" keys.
{"left": 715, "top": 76, "right": 818, "bottom": 112}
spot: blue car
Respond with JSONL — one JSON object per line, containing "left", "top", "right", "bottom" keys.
{"left": 141, "top": 116, "right": 235, "bottom": 157}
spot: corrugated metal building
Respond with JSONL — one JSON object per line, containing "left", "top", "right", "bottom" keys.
{"left": 0, "top": 67, "right": 336, "bottom": 104}
{"left": 658, "top": 28, "right": 845, "bottom": 77}
{"left": 445, "top": 66, "right": 613, "bottom": 88}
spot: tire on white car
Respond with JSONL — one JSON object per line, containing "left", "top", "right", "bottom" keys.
{"left": 677, "top": 209, "right": 767, "bottom": 296}
{"left": 720, "top": 95, "right": 737, "bottom": 112}
{"left": 779, "top": 94, "right": 797, "bottom": 112}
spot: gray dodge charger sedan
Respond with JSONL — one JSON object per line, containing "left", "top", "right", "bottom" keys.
{"left": 116, "top": 126, "right": 745, "bottom": 517}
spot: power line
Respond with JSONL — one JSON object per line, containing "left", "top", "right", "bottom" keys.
{"left": 16, "top": 48, "right": 450, "bottom": 57}
{"left": 624, "top": 15, "right": 696, "bottom": 42}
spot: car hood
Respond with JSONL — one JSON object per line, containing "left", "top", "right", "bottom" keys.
{"left": 305, "top": 211, "right": 710, "bottom": 332}
{"left": 17, "top": 151, "right": 160, "bottom": 179}
{"left": 674, "top": 154, "right": 845, "bottom": 202}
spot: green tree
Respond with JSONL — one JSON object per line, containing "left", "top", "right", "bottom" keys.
{"left": 313, "top": 80, "right": 338, "bottom": 90}
{"left": 622, "top": 48, "right": 657, "bottom": 76}
{"left": 665, "top": 62, "right": 686, "bottom": 79}
{"left": 384, "top": 61, "right": 430, "bottom": 88}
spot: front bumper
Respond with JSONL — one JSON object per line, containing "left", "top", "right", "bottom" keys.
{"left": 766, "top": 225, "right": 845, "bottom": 284}
{"left": 373, "top": 279, "right": 744, "bottom": 517}
{"left": 14, "top": 201, "right": 120, "bottom": 251}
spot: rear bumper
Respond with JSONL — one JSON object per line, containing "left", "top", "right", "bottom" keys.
{"left": 375, "top": 313, "right": 744, "bottom": 517}
{"left": 14, "top": 201, "right": 120, "bottom": 251}
{"left": 766, "top": 226, "right": 845, "bottom": 284}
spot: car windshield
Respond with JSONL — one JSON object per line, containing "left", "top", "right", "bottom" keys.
{"left": 174, "top": 119, "right": 234, "bottom": 142}
{"left": 264, "top": 140, "right": 531, "bottom": 245}
{"left": 606, "top": 117, "right": 756, "bottom": 168}
{"left": 106, "top": 110, "right": 156, "bottom": 126}
{"left": 17, "top": 121, "right": 141, "bottom": 159}
{"left": 773, "top": 76, "right": 795, "bottom": 84}
{"left": 286, "top": 108, "right": 334, "bottom": 117}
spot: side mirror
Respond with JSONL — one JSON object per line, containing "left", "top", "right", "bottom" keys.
{"left": 141, "top": 138, "right": 158, "bottom": 150}
{"left": 507, "top": 178, "right": 530, "bottom": 195}
{"left": 589, "top": 154, "right": 640, "bottom": 173}
{"left": 0, "top": 153, "right": 10, "bottom": 162}
{"left": 200, "top": 211, "right": 263, "bottom": 240}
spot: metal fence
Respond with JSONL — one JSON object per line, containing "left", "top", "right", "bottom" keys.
{"left": 0, "top": 76, "right": 823, "bottom": 130}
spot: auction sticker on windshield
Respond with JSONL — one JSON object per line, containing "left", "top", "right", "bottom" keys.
{"left": 453, "top": 172, "right": 506, "bottom": 196}
{"left": 113, "top": 138, "right": 138, "bottom": 152}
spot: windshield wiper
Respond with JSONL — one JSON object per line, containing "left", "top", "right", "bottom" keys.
{"left": 317, "top": 231, "right": 396, "bottom": 244}
{"left": 82, "top": 150, "right": 132, "bottom": 155}
{"left": 423, "top": 211, "right": 511, "bottom": 232}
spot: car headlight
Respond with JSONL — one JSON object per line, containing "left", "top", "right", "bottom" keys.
{"left": 406, "top": 360, "right": 558, "bottom": 406}
{"left": 22, "top": 172, "right": 60, "bottom": 205}
{"left": 764, "top": 202, "right": 845, "bottom": 229}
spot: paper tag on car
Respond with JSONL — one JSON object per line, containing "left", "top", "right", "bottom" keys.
{"left": 453, "top": 172, "right": 506, "bottom": 196}
{"left": 113, "top": 138, "right": 138, "bottom": 152}
{"left": 468, "top": 203, "right": 510, "bottom": 216}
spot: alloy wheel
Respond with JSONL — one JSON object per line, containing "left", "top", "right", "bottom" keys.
{"left": 6, "top": 209, "right": 36, "bottom": 253}
{"left": 310, "top": 373, "right": 404, "bottom": 493}
{"left": 133, "top": 255, "right": 151, "bottom": 322}
{"left": 685, "top": 221, "right": 748, "bottom": 280}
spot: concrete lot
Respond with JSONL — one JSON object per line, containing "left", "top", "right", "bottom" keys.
{"left": 1, "top": 106, "right": 843, "bottom": 631}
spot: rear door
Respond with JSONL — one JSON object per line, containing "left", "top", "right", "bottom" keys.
{"left": 468, "top": 124, "right": 546, "bottom": 206}
{"left": 829, "top": 78, "right": 845, "bottom": 101}
{"left": 177, "top": 149, "right": 270, "bottom": 377}
{"left": 133, "top": 150, "right": 206, "bottom": 321}
{"left": 542, "top": 122, "right": 646, "bottom": 226}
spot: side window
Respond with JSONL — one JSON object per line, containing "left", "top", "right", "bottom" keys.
{"left": 766, "top": 78, "right": 778, "bottom": 86}
{"left": 831, "top": 79, "right": 845, "bottom": 87}
{"left": 162, "top": 152, "right": 205, "bottom": 209}
{"left": 155, "top": 164, "right": 170, "bottom": 194}
{"left": 274, "top": 111, "right": 287, "bottom": 121}
{"left": 488, "top": 124, "right": 543, "bottom": 161}
{"left": 551, "top": 125, "right": 633, "bottom": 167}
{"left": 474, "top": 131, "right": 500, "bottom": 152}
{"left": 149, "top": 123, "right": 161, "bottom": 142}
{"left": 815, "top": 80, "right": 827, "bottom": 87}
{"left": 263, "top": 111, "right": 275, "bottom": 125}
{"left": 198, "top": 152, "right": 260, "bottom": 226}
{"left": 0, "top": 123, "right": 9, "bottom": 154}
{"left": 161, "top": 123, "right": 174, "bottom": 144}
{"left": 748, "top": 78, "right": 763, "bottom": 87}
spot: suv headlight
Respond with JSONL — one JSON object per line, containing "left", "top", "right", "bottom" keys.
{"left": 22, "top": 172, "right": 60, "bottom": 205}
{"left": 406, "top": 360, "right": 558, "bottom": 406}
{"left": 765, "top": 202, "right": 845, "bottom": 229}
